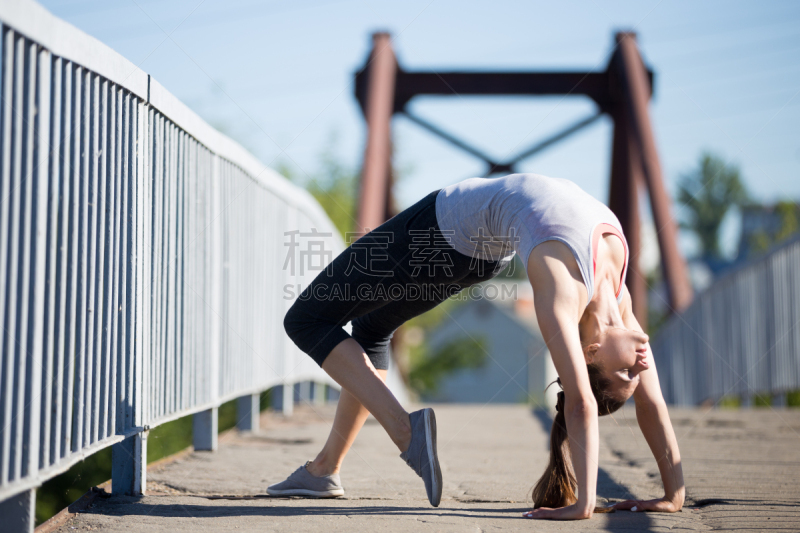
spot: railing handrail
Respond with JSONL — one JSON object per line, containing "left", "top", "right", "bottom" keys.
{"left": 652, "top": 235, "right": 800, "bottom": 405}
{"left": 0, "top": 0, "right": 367, "bottom": 518}
{"left": 0, "top": 0, "right": 334, "bottom": 224}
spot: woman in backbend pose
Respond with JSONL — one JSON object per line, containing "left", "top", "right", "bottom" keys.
{"left": 270, "top": 173, "right": 685, "bottom": 519}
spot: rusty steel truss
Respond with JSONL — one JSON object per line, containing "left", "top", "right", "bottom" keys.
{"left": 353, "top": 31, "right": 693, "bottom": 327}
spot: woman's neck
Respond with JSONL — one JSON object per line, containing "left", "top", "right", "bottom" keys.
{"left": 580, "top": 272, "right": 625, "bottom": 343}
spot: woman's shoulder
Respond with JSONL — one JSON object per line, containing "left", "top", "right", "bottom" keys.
{"left": 526, "top": 240, "right": 589, "bottom": 309}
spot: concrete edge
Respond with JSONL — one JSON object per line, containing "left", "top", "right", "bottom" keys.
{"left": 34, "top": 426, "right": 242, "bottom": 533}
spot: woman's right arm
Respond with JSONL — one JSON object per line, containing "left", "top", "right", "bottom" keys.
{"left": 525, "top": 242, "right": 599, "bottom": 520}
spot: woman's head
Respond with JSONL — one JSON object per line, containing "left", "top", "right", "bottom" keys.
{"left": 582, "top": 326, "right": 650, "bottom": 404}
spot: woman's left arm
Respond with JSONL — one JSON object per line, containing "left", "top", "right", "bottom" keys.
{"left": 616, "top": 288, "right": 685, "bottom": 513}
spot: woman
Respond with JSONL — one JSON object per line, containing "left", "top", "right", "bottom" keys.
{"left": 270, "top": 173, "right": 685, "bottom": 519}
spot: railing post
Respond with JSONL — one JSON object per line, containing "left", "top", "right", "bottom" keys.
{"left": 193, "top": 407, "right": 218, "bottom": 451}
{"left": 236, "top": 393, "right": 260, "bottom": 432}
{"left": 282, "top": 383, "right": 294, "bottom": 416}
{"left": 326, "top": 387, "right": 341, "bottom": 403}
{"left": 0, "top": 489, "right": 36, "bottom": 533}
{"left": 297, "top": 381, "right": 312, "bottom": 405}
{"left": 270, "top": 385, "right": 294, "bottom": 416}
{"left": 111, "top": 431, "right": 148, "bottom": 495}
{"left": 773, "top": 393, "right": 786, "bottom": 407}
{"left": 112, "top": 95, "right": 149, "bottom": 497}
{"left": 312, "top": 382, "right": 326, "bottom": 405}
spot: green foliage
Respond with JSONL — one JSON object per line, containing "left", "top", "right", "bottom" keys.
{"left": 405, "top": 293, "right": 460, "bottom": 335}
{"left": 717, "top": 395, "right": 742, "bottom": 408}
{"left": 276, "top": 143, "right": 357, "bottom": 239}
{"left": 752, "top": 393, "right": 772, "bottom": 407}
{"left": 644, "top": 267, "right": 670, "bottom": 338}
{"left": 409, "top": 336, "right": 488, "bottom": 395}
{"left": 787, "top": 390, "right": 800, "bottom": 407}
{"left": 746, "top": 200, "right": 800, "bottom": 257}
{"left": 276, "top": 132, "right": 417, "bottom": 240}
{"left": 678, "top": 152, "right": 749, "bottom": 260}
{"left": 35, "top": 448, "right": 112, "bottom": 525}
{"left": 148, "top": 416, "right": 193, "bottom": 464}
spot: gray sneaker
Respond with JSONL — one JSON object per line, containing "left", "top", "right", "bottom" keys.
{"left": 400, "top": 408, "right": 442, "bottom": 507}
{"left": 267, "top": 461, "right": 344, "bottom": 497}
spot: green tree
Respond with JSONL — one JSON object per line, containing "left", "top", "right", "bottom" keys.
{"left": 746, "top": 200, "right": 800, "bottom": 256}
{"left": 408, "top": 337, "right": 487, "bottom": 395}
{"left": 277, "top": 146, "right": 357, "bottom": 239}
{"left": 678, "top": 152, "right": 749, "bottom": 262}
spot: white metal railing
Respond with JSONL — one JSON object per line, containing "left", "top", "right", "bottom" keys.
{"left": 653, "top": 235, "right": 800, "bottom": 406}
{"left": 0, "top": 0, "right": 362, "bottom": 527}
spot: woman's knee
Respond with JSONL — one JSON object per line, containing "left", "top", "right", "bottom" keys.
{"left": 283, "top": 300, "right": 310, "bottom": 342}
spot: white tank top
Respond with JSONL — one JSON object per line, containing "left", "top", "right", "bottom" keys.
{"left": 435, "top": 173, "right": 629, "bottom": 303}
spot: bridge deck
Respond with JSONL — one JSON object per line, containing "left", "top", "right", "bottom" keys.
{"left": 47, "top": 405, "right": 800, "bottom": 532}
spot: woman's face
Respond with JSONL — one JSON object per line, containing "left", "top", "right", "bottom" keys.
{"left": 591, "top": 327, "right": 650, "bottom": 401}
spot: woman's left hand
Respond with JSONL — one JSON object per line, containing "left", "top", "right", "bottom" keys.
{"left": 612, "top": 497, "right": 682, "bottom": 513}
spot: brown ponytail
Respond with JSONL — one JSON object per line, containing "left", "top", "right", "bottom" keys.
{"left": 531, "top": 364, "right": 625, "bottom": 511}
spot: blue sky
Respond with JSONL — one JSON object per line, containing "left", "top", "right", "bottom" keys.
{"left": 39, "top": 0, "right": 800, "bottom": 257}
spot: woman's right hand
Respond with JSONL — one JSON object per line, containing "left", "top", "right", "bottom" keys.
{"left": 523, "top": 504, "right": 593, "bottom": 520}
{"left": 612, "top": 496, "right": 683, "bottom": 513}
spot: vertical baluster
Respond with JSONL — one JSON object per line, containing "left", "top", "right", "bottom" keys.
{"left": 35, "top": 46, "right": 56, "bottom": 474}
{"left": 134, "top": 97, "right": 146, "bottom": 433}
{"left": 166, "top": 122, "right": 175, "bottom": 416}
{"left": 140, "top": 102, "right": 150, "bottom": 428}
{"left": 73, "top": 65, "right": 89, "bottom": 453}
{"left": 177, "top": 132, "right": 186, "bottom": 413}
{"left": 50, "top": 56, "right": 68, "bottom": 467}
{"left": 117, "top": 91, "right": 130, "bottom": 433}
{"left": 63, "top": 62, "right": 79, "bottom": 458}
{"left": 109, "top": 87, "right": 122, "bottom": 436}
{"left": 83, "top": 72, "right": 99, "bottom": 447}
{"left": 10, "top": 37, "right": 36, "bottom": 482}
{"left": 0, "top": 28, "right": 16, "bottom": 487}
{"left": 99, "top": 80, "right": 114, "bottom": 440}
{"left": 157, "top": 114, "right": 166, "bottom": 420}
{"left": 22, "top": 45, "right": 49, "bottom": 505}
{"left": 184, "top": 139, "right": 194, "bottom": 412}
{"left": 152, "top": 112, "right": 161, "bottom": 419}
{"left": 142, "top": 106, "right": 151, "bottom": 420}
{"left": 89, "top": 76, "right": 106, "bottom": 444}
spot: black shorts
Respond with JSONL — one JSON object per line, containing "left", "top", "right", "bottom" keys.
{"left": 283, "top": 189, "right": 509, "bottom": 370}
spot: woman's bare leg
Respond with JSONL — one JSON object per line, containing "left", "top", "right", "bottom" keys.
{"left": 319, "top": 339, "right": 412, "bottom": 453}
{"left": 305, "top": 368, "right": 387, "bottom": 477}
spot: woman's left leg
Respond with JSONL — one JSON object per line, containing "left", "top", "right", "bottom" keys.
{"left": 306, "top": 368, "right": 387, "bottom": 477}
{"left": 321, "top": 339, "right": 411, "bottom": 451}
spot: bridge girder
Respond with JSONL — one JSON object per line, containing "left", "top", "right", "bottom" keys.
{"left": 354, "top": 31, "right": 694, "bottom": 329}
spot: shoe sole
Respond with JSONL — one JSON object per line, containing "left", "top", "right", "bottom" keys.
{"left": 423, "top": 408, "right": 443, "bottom": 507}
{"left": 266, "top": 487, "right": 345, "bottom": 498}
